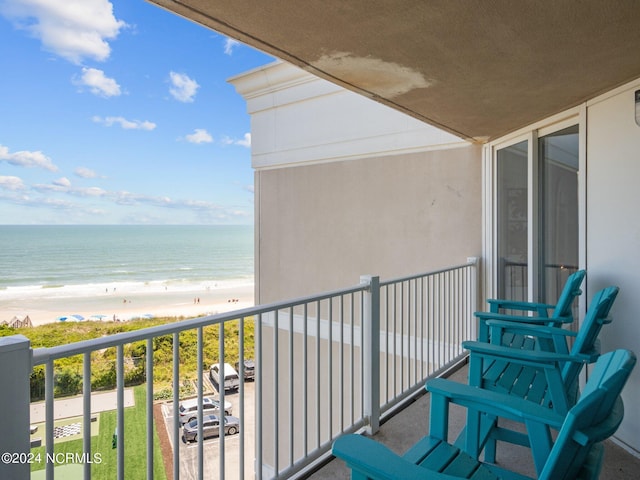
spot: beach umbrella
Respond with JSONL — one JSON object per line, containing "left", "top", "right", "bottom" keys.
{"left": 71, "top": 314, "right": 85, "bottom": 321}
{"left": 57, "top": 315, "right": 69, "bottom": 322}
{"left": 90, "top": 314, "right": 107, "bottom": 320}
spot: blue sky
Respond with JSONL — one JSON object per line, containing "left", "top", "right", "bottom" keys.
{"left": 0, "top": 0, "right": 273, "bottom": 225}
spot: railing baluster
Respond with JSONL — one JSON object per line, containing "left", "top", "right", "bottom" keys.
{"left": 256, "top": 313, "right": 263, "bottom": 480}
{"left": 146, "top": 338, "right": 154, "bottom": 480}
{"left": 350, "top": 292, "right": 355, "bottom": 426}
{"left": 288, "top": 306, "right": 294, "bottom": 466}
{"left": 303, "top": 303, "right": 308, "bottom": 458}
{"left": 219, "top": 323, "right": 225, "bottom": 480}
{"left": 197, "top": 327, "right": 204, "bottom": 480}
{"left": 360, "top": 292, "right": 365, "bottom": 419}
{"left": 45, "top": 361, "right": 54, "bottom": 480}
{"left": 328, "top": 297, "right": 333, "bottom": 441}
{"left": 83, "top": 352, "right": 91, "bottom": 480}
{"left": 172, "top": 333, "right": 180, "bottom": 480}
{"left": 273, "top": 310, "right": 279, "bottom": 476}
{"left": 420, "top": 276, "right": 425, "bottom": 380}
{"left": 116, "top": 344, "right": 124, "bottom": 480}
{"left": 238, "top": 316, "right": 246, "bottom": 480}
{"left": 316, "top": 300, "right": 321, "bottom": 449}
{"left": 339, "top": 295, "right": 344, "bottom": 433}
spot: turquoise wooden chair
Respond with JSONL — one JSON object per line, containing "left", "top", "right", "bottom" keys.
{"left": 332, "top": 349, "right": 636, "bottom": 480}
{"left": 460, "top": 286, "right": 618, "bottom": 463}
{"left": 477, "top": 269, "right": 585, "bottom": 344}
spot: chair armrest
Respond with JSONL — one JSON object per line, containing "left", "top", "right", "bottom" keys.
{"left": 487, "top": 298, "right": 554, "bottom": 316}
{"left": 462, "top": 340, "right": 591, "bottom": 365}
{"left": 332, "top": 434, "right": 442, "bottom": 480}
{"left": 475, "top": 311, "right": 571, "bottom": 343}
{"left": 475, "top": 311, "right": 571, "bottom": 325}
{"left": 484, "top": 319, "right": 578, "bottom": 338}
{"left": 426, "top": 378, "right": 564, "bottom": 428}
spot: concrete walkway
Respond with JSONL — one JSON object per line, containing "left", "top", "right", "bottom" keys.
{"left": 30, "top": 389, "right": 135, "bottom": 423}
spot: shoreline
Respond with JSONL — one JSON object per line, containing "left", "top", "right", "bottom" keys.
{"left": 2, "top": 281, "right": 255, "bottom": 327}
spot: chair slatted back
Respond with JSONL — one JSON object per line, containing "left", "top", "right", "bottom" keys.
{"left": 560, "top": 286, "right": 619, "bottom": 403}
{"left": 551, "top": 269, "right": 586, "bottom": 320}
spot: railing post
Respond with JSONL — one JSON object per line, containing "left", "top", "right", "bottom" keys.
{"left": 361, "top": 275, "right": 380, "bottom": 435}
{"left": 0, "top": 335, "right": 32, "bottom": 480}
{"left": 467, "top": 257, "right": 480, "bottom": 340}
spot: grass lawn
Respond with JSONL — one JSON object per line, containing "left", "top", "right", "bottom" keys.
{"left": 31, "top": 386, "right": 167, "bottom": 479}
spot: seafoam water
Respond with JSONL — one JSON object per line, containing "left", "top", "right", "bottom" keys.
{"left": 0, "top": 225, "right": 254, "bottom": 303}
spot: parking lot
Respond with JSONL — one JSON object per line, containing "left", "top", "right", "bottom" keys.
{"left": 161, "top": 376, "right": 255, "bottom": 479}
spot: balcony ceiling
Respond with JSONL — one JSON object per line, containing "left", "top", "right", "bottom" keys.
{"left": 149, "top": 0, "right": 640, "bottom": 142}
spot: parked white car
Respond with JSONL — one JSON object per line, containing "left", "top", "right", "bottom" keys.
{"left": 178, "top": 397, "right": 233, "bottom": 424}
{"left": 209, "top": 363, "right": 240, "bottom": 391}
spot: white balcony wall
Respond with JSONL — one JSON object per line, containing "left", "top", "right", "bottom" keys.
{"left": 586, "top": 78, "right": 640, "bottom": 453}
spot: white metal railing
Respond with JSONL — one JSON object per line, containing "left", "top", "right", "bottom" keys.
{"left": 255, "top": 259, "right": 478, "bottom": 479}
{"left": 0, "top": 259, "right": 478, "bottom": 480}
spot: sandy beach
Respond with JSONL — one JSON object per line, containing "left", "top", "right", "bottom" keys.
{"left": 2, "top": 281, "right": 255, "bottom": 327}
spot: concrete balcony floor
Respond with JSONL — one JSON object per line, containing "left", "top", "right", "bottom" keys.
{"left": 308, "top": 365, "right": 640, "bottom": 479}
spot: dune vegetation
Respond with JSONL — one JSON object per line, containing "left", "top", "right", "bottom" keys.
{"left": 0, "top": 316, "right": 254, "bottom": 401}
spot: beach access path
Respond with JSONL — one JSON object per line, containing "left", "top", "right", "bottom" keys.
{"left": 30, "top": 389, "right": 135, "bottom": 423}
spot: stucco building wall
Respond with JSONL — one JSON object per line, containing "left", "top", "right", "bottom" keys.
{"left": 255, "top": 145, "right": 482, "bottom": 303}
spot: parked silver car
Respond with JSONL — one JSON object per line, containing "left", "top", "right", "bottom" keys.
{"left": 178, "top": 397, "right": 233, "bottom": 424}
{"left": 209, "top": 362, "right": 240, "bottom": 391}
{"left": 182, "top": 414, "right": 240, "bottom": 443}
{"left": 235, "top": 359, "right": 255, "bottom": 381}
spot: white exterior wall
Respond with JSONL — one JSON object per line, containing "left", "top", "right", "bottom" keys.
{"left": 586, "top": 79, "right": 640, "bottom": 453}
{"left": 230, "top": 61, "right": 466, "bottom": 170}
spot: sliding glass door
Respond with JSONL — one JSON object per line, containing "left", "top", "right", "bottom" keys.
{"left": 495, "top": 124, "right": 579, "bottom": 305}
{"left": 538, "top": 125, "right": 579, "bottom": 304}
{"left": 496, "top": 140, "right": 528, "bottom": 301}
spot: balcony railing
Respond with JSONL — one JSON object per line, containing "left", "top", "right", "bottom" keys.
{"left": 0, "top": 259, "right": 478, "bottom": 480}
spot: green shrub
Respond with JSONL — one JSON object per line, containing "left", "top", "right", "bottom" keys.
{"left": 2, "top": 316, "right": 255, "bottom": 400}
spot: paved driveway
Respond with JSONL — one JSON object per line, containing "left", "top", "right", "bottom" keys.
{"left": 161, "top": 380, "right": 255, "bottom": 479}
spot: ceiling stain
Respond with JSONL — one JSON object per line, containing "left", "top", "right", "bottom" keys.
{"left": 311, "top": 51, "right": 433, "bottom": 99}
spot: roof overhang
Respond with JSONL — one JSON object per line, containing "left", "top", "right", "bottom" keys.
{"left": 148, "top": 0, "right": 640, "bottom": 142}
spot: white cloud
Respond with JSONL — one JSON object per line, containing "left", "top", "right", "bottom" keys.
{"left": 76, "top": 186, "right": 106, "bottom": 197}
{"left": 236, "top": 132, "right": 251, "bottom": 147}
{"left": 169, "top": 71, "right": 199, "bottom": 103}
{"left": 221, "top": 133, "right": 251, "bottom": 148}
{"left": 3, "top": 174, "right": 251, "bottom": 222}
{"left": 33, "top": 180, "right": 107, "bottom": 198}
{"left": 75, "top": 67, "right": 121, "bottom": 97}
{"left": 0, "top": 176, "right": 26, "bottom": 190}
{"left": 92, "top": 116, "right": 156, "bottom": 131}
{"left": 224, "top": 37, "right": 240, "bottom": 55}
{"left": 0, "top": 0, "right": 126, "bottom": 64}
{"left": 0, "top": 144, "right": 58, "bottom": 171}
{"left": 185, "top": 128, "right": 213, "bottom": 144}
{"left": 53, "top": 177, "right": 71, "bottom": 187}
{"left": 75, "top": 167, "right": 100, "bottom": 178}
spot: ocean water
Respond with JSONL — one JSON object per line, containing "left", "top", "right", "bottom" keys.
{"left": 0, "top": 225, "right": 254, "bottom": 300}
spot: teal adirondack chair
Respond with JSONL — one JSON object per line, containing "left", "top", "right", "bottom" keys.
{"left": 332, "top": 349, "right": 636, "bottom": 480}
{"left": 477, "top": 269, "right": 585, "bottom": 344}
{"left": 460, "top": 286, "right": 619, "bottom": 463}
